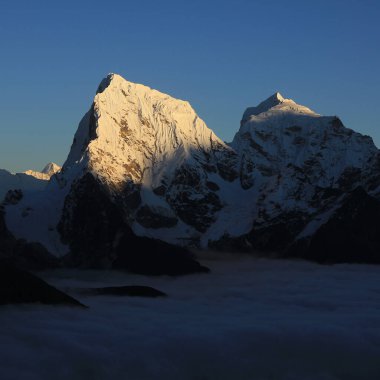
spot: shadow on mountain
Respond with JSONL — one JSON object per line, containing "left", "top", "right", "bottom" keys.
{"left": 0, "top": 204, "right": 60, "bottom": 271}
{"left": 58, "top": 173, "right": 209, "bottom": 275}
{"left": 286, "top": 187, "right": 380, "bottom": 264}
{"left": 210, "top": 187, "right": 380, "bottom": 264}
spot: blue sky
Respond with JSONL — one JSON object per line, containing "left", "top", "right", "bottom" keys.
{"left": 0, "top": 0, "right": 379, "bottom": 172}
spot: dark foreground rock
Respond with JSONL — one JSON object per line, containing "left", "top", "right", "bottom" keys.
{"left": 85, "top": 285, "right": 167, "bottom": 298}
{"left": 0, "top": 262, "right": 85, "bottom": 307}
{"left": 113, "top": 233, "right": 210, "bottom": 275}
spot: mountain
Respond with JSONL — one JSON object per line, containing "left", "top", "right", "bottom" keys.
{"left": 62, "top": 73, "right": 237, "bottom": 238}
{"left": 3, "top": 74, "right": 380, "bottom": 267}
{"left": 41, "top": 162, "right": 61, "bottom": 176}
{"left": 225, "top": 92, "right": 380, "bottom": 255}
{"left": 24, "top": 162, "right": 61, "bottom": 180}
{"left": 4, "top": 74, "right": 238, "bottom": 254}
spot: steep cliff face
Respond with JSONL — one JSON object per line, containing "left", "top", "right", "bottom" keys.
{"left": 59, "top": 73, "right": 238, "bottom": 245}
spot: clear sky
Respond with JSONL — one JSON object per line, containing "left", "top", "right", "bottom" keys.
{"left": 0, "top": 0, "right": 379, "bottom": 172}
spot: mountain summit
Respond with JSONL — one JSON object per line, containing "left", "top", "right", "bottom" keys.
{"left": 241, "top": 92, "right": 317, "bottom": 125}
{"left": 41, "top": 162, "right": 61, "bottom": 176}
{"left": 3, "top": 73, "right": 380, "bottom": 267}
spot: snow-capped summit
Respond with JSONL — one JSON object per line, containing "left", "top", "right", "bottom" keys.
{"left": 24, "top": 162, "right": 61, "bottom": 181}
{"left": 41, "top": 162, "right": 61, "bottom": 176}
{"left": 63, "top": 72, "right": 236, "bottom": 190}
{"left": 241, "top": 92, "right": 317, "bottom": 126}
{"left": 232, "top": 93, "right": 376, "bottom": 185}
{"left": 227, "top": 93, "right": 380, "bottom": 254}
{"left": 241, "top": 92, "right": 284, "bottom": 122}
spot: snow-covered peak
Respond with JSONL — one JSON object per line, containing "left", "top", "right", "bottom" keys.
{"left": 96, "top": 73, "right": 125, "bottom": 94}
{"left": 230, "top": 90, "right": 379, "bottom": 238}
{"left": 23, "top": 162, "right": 61, "bottom": 181}
{"left": 41, "top": 162, "right": 61, "bottom": 176}
{"left": 241, "top": 93, "right": 317, "bottom": 125}
{"left": 63, "top": 73, "right": 233, "bottom": 187}
{"left": 274, "top": 92, "right": 284, "bottom": 101}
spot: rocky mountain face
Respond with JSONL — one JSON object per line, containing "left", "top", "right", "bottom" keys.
{"left": 3, "top": 74, "right": 380, "bottom": 267}
{"left": 60, "top": 74, "right": 237, "bottom": 240}
{"left": 57, "top": 172, "right": 209, "bottom": 274}
{"left": 226, "top": 92, "right": 380, "bottom": 257}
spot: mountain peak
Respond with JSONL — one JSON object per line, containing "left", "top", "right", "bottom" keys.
{"left": 256, "top": 91, "right": 287, "bottom": 109}
{"left": 271, "top": 92, "right": 285, "bottom": 102}
{"left": 241, "top": 92, "right": 286, "bottom": 124}
{"left": 64, "top": 72, "right": 233, "bottom": 189}
{"left": 241, "top": 92, "right": 318, "bottom": 125}
{"left": 96, "top": 73, "right": 129, "bottom": 94}
{"left": 96, "top": 73, "right": 116, "bottom": 94}
{"left": 41, "top": 162, "right": 61, "bottom": 176}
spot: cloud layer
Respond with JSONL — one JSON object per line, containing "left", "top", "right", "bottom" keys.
{"left": 0, "top": 257, "right": 379, "bottom": 380}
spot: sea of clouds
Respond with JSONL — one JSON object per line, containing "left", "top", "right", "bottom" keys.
{"left": 0, "top": 256, "right": 379, "bottom": 380}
